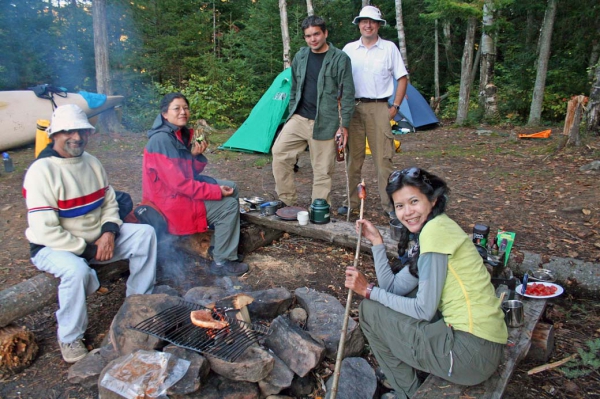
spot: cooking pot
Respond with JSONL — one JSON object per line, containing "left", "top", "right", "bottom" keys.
{"left": 309, "top": 199, "right": 330, "bottom": 224}
{"left": 260, "top": 201, "right": 282, "bottom": 216}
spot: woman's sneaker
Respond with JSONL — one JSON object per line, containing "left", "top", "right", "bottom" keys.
{"left": 209, "top": 260, "right": 249, "bottom": 276}
{"left": 59, "top": 339, "right": 88, "bottom": 363}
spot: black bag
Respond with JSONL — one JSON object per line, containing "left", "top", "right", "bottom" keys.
{"left": 115, "top": 191, "right": 133, "bottom": 221}
{"left": 133, "top": 204, "right": 168, "bottom": 239}
{"left": 28, "top": 84, "right": 68, "bottom": 107}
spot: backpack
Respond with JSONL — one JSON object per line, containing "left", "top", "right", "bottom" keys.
{"left": 28, "top": 84, "right": 68, "bottom": 108}
{"left": 127, "top": 202, "right": 169, "bottom": 239}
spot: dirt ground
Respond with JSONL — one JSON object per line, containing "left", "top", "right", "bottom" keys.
{"left": 0, "top": 125, "right": 599, "bottom": 398}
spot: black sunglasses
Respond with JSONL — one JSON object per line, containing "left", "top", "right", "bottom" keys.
{"left": 388, "top": 167, "right": 431, "bottom": 185}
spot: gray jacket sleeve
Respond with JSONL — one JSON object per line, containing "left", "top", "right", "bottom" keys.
{"left": 370, "top": 245, "right": 448, "bottom": 321}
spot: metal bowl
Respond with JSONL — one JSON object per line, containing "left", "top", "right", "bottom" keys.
{"left": 527, "top": 268, "right": 555, "bottom": 283}
{"left": 243, "top": 196, "right": 267, "bottom": 206}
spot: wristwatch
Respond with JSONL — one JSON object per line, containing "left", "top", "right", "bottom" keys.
{"left": 391, "top": 104, "right": 400, "bottom": 110}
{"left": 365, "top": 283, "right": 375, "bottom": 299}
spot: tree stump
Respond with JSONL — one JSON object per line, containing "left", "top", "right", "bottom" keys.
{"left": 0, "top": 324, "right": 38, "bottom": 375}
{"left": 563, "top": 95, "right": 588, "bottom": 147}
{"left": 525, "top": 322, "right": 555, "bottom": 363}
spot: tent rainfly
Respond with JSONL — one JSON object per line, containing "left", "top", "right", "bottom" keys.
{"left": 389, "top": 82, "right": 439, "bottom": 131}
{"left": 220, "top": 68, "right": 292, "bottom": 153}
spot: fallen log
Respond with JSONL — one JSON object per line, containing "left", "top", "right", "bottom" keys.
{"left": 0, "top": 324, "right": 38, "bottom": 375}
{"left": 525, "top": 322, "right": 555, "bottom": 363}
{"left": 0, "top": 260, "right": 130, "bottom": 328}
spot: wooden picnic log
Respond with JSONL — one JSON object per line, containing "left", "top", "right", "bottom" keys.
{"left": 0, "top": 260, "right": 130, "bottom": 328}
{"left": 525, "top": 322, "right": 555, "bottom": 363}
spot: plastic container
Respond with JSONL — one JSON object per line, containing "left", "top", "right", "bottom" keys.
{"left": 390, "top": 219, "right": 402, "bottom": 241}
{"left": 297, "top": 211, "right": 309, "bottom": 226}
{"left": 35, "top": 119, "right": 52, "bottom": 158}
{"left": 2, "top": 152, "right": 14, "bottom": 173}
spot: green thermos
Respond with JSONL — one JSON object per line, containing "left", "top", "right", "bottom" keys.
{"left": 309, "top": 199, "right": 330, "bottom": 224}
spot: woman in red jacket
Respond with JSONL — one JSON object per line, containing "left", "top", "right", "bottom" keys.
{"left": 143, "top": 93, "right": 248, "bottom": 276}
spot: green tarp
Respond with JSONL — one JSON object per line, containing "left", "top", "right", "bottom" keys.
{"left": 220, "top": 68, "right": 292, "bottom": 153}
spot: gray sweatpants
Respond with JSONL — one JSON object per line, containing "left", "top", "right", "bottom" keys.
{"left": 31, "top": 223, "right": 157, "bottom": 343}
{"left": 204, "top": 179, "right": 241, "bottom": 262}
{"left": 359, "top": 299, "right": 504, "bottom": 398}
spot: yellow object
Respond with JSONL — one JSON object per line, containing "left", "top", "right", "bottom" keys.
{"left": 518, "top": 129, "right": 551, "bottom": 139}
{"left": 366, "top": 138, "right": 401, "bottom": 155}
{"left": 35, "top": 119, "right": 52, "bottom": 158}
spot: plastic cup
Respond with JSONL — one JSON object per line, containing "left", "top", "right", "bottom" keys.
{"left": 297, "top": 211, "right": 309, "bottom": 226}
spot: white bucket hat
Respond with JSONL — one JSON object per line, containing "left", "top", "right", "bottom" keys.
{"left": 353, "top": 6, "right": 387, "bottom": 26}
{"left": 47, "top": 104, "right": 95, "bottom": 137}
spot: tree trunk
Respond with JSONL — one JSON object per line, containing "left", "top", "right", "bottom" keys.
{"left": 92, "top": 0, "right": 122, "bottom": 134}
{"left": 394, "top": 0, "right": 409, "bottom": 70}
{"left": 480, "top": 0, "right": 498, "bottom": 121}
{"left": 588, "top": 27, "right": 600, "bottom": 80}
{"left": 306, "top": 0, "right": 314, "bottom": 16}
{"left": 442, "top": 21, "right": 453, "bottom": 68}
{"left": 564, "top": 95, "right": 586, "bottom": 147}
{"left": 586, "top": 63, "right": 600, "bottom": 135}
{"left": 528, "top": 0, "right": 557, "bottom": 126}
{"left": 362, "top": 0, "right": 370, "bottom": 7}
{"left": 456, "top": 17, "right": 477, "bottom": 125}
{"left": 434, "top": 19, "right": 440, "bottom": 100}
{"left": 279, "top": 0, "right": 291, "bottom": 69}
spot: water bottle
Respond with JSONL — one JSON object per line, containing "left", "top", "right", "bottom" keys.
{"left": 2, "top": 152, "right": 14, "bottom": 173}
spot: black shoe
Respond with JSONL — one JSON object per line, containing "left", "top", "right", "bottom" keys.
{"left": 209, "top": 260, "right": 249, "bottom": 276}
{"left": 338, "top": 206, "right": 359, "bottom": 217}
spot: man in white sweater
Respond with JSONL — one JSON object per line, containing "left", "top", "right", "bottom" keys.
{"left": 23, "top": 104, "right": 157, "bottom": 363}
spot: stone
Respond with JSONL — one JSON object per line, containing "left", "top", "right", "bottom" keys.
{"left": 579, "top": 160, "right": 600, "bottom": 171}
{"left": 171, "top": 371, "right": 260, "bottom": 399}
{"left": 208, "top": 345, "right": 274, "bottom": 382}
{"left": 164, "top": 345, "right": 210, "bottom": 395}
{"left": 108, "top": 294, "right": 180, "bottom": 356}
{"left": 289, "top": 307, "right": 308, "bottom": 327}
{"left": 247, "top": 287, "right": 293, "bottom": 320}
{"left": 258, "top": 353, "right": 294, "bottom": 396}
{"left": 283, "top": 373, "right": 317, "bottom": 397}
{"left": 67, "top": 349, "right": 108, "bottom": 389}
{"left": 294, "top": 287, "right": 365, "bottom": 359}
{"left": 263, "top": 315, "right": 325, "bottom": 377}
{"left": 184, "top": 286, "right": 229, "bottom": 307}
{"left": 324, "top": 357, "right": 377, "bottom": 399}
{"left": 153, "top": 284, "right": 180, "bottom": 297}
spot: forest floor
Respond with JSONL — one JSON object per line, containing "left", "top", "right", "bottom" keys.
{"left": 0, "top": 124, "right": 599, "bottom": 398}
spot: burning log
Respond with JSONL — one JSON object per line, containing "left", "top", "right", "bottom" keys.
{"left": 0, "top": 324, "right": 38, "bottom": 375}
{"left": 206, "top": 293, "right": 254, "bottom": 324}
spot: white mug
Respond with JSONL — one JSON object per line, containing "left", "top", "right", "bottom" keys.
{"left": 297, "top": 211, "right": 309, "bottom": 226}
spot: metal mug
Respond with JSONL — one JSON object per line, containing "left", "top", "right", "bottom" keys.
{"left": 502, "top": 299, "right": 525, "bottom": 328}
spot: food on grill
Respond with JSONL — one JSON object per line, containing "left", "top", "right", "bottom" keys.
{"left": 207, "top": 293, "right": 255, "bottom": 324}
{"left": 190, "top": 309, "right": 229, "bottom": 329}
{"left": 358, "top": 179, "right": 366, "bottom": 200}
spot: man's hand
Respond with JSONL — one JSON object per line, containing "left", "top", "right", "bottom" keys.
{"left": 94, "top": 232, "right": 115, "bottom": 262}
{"left": 335, "top": 127, "right": 348, "bottom": 148}
{"left": 388, "top": 106, "right": 399, "bottom": 121}
{"left": 220, "top": 185, "right": 234, "bottom": 197}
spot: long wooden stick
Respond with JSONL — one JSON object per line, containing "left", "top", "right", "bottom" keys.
{"left": 527, "top": 353, "right": 578, "bottom": 375}
{"left": 336, "top": 83, "right": 351, "bottom": 223}
{"left": 330, "top": 181, "right": 365, "bottom": 398}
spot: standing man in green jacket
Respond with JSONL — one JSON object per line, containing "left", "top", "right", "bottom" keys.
{"left": 272, "top": 15, "right": 355, "bottom": 207}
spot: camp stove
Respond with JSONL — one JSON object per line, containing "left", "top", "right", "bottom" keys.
{"left": 129, "top": 299, "right": 270, "bottom": 362}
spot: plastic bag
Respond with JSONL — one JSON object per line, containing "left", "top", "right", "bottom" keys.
{"left": 100, "top": 350, "right": 190, "bottom": 399}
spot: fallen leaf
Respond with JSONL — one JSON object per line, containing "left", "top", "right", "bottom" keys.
{"left": 582, "top": 209, "right": 591, "bottom": 215}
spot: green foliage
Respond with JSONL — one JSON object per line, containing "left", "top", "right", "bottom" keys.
{"left": 560, "top": 339, "right": 600, "bottom": 379}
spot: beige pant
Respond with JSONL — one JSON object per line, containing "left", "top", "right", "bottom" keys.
{"left": 347, "top": 102, "right": 396, "bottom": 213}
{"left": 272, "top": 114, "right": 337, "bottom": 205}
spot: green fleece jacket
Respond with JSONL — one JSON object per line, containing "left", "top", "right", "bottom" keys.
{"left": 288, "top": 43, "right": 355, "bottom": 140}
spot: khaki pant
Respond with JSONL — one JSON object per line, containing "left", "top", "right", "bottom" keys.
{"left": 272, "top": 114, "right": 337, "bottom": 205}
{"left": 359, "top": 299, "right": 503, "bottom": 398}
{"left": 346, "top": 102, "right": 396, "bottom": 213}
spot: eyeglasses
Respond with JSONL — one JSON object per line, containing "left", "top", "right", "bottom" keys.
{"left": 169, "top": 106, "right": 190, "bottom": 113}
{"left": 388, "top": 167, "right": 431, "bottom": 185}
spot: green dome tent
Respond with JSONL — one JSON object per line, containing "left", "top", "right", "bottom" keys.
{"left": 220, "top": 68, "right": 292, "bottom": 153}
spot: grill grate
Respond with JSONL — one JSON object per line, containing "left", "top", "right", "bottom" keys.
{"left": 129, "top": 299, "right": 270, "bottom": 362}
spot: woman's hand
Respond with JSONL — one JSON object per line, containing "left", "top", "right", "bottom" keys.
{"left": 191, "top": 140, "right": 208, "bottom": 156}
{"left": 357, "top": 219, "right": 383, "bottom": 246}
{"left": 345, "top": 266, "right": 370, "bottom": 297}
{"left": 220, "top": 185, "right": 234, "bottom": 197}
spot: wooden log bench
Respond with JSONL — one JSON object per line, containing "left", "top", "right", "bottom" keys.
{"left": 412, "top": 297, "right": 549, "bottom": 399}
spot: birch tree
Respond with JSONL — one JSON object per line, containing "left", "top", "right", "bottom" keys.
{"left": 479, "top": 0, "right": 498, "bottom": 121}
{"left": 527, "top": 0, "right": 557, "bottom": 126}
{"left": 456, "top": 16, "right": 477, "bottom": 124}
{"left": 586, "top": 63, "right": 600, "bottom": 135}
{"left": 306, "top": 0, "right": 314, "bottom": 16}
{"left": 394, "top": 0, "right": 409, "bottom": 70}
{"left": 279, "top": 0, "right": 291, "bottom": 69}
{"left": 92, "top": 0, "right": 121, "bottom": 133}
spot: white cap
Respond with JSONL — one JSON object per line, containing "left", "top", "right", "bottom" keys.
{"left": 352, "top": 6, "right": 387, "bottom": 26}
{"left": 47, "top": 104, "right": 95, "bottom": 137}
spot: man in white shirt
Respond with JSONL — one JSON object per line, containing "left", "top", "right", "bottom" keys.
{"left": 341, "top": 6, "right": 408, "bottom": 219}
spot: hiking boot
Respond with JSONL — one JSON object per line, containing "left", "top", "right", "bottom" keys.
{"left": 209, "top": 260, "right": 249, "bottom": 276}
{"left": 337, "top": 206, "right": 359, "bottom": 216}
{"left": 59, "top": 339, "right": 88, "bottom": 363}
